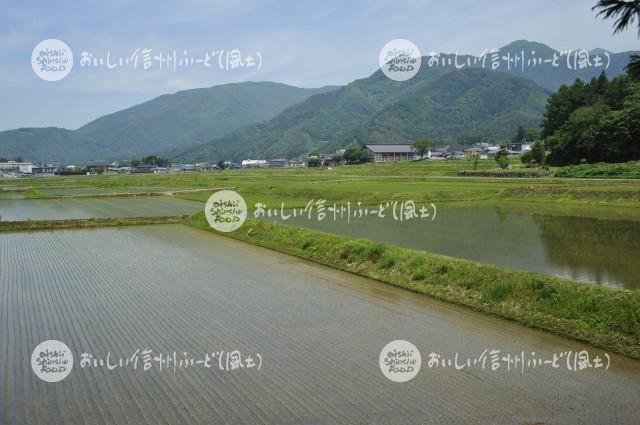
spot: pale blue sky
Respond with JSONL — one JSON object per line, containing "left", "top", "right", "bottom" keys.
{"left": 1, "top": 0, "right": 638, "bottom": 130}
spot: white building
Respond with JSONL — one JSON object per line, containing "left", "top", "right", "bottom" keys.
{"left": 241, "top": 159, "right": 267, "bottom": 168}
{"left": 0, "top": 161, "right": 33, "bottom": 174}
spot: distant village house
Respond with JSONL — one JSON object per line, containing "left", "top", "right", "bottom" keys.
{"left": 364, "top": 144, "right": 419, "bottom": 162}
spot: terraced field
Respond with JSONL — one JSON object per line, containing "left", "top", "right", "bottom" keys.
{"left": 0, "top": 225, "right": 638, "bottom": 424}
{"left": 0, "top": 197, "right": 202, "bottom": 221}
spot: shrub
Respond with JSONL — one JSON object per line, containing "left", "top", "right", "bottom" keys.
{"left": 619, "top": 308, "right": 640, "bottom": 335}
{"left": 529, "top": 277, "right": 546, "bottom": 293}
{"left": 379, "top": 254, "right": 397, "bottom": 270}
{"left": 367, "top": 243, "right": 387, "bottom": 263}
{"left": 484, "top": 282, "right": 513, "bottom": 302}
{"left": 412, "top": 267, "right": 426, "bottom": 281}
{"left": 435, "top": 264, "right": 449, "bottom": 275}
{"left": 576, "top": 295, "right": 600, "bottom": 313}
{"left": 339, "top": 241, "right": 367, "bottom": 262}
{"left": 535, "top": 285, "right": 558, "bottom": 301}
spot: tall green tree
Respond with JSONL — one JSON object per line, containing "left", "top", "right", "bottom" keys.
{"left": 343, "top": 148, "right": 369, "bottom": 164}
{"left": 593, "top": 0, "right": 640, "bottom": 78}
{"left": 521, "top": 141, "right": 546, "bottom": 165}
{"left": 513, "top": 126, "right": 526, "bottom": 143}
{"left": 541, "top": 79, "right": 589, "bottom": 138}
{"left": 495, "top": 145, "right": 510, "bottom": 169}
{"left": 413, "top": 137, "right": 433, "bottom": 159}
{"left": 542, "top": 74, "right": 640, "bottom": 164}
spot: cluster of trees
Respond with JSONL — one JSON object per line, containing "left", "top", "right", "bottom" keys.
{"left": 307, "top": 158, "right": 322, "bottom": 167}
{"left": 513, "top": 126, "right": 540, "bottom": 144}
{"left": 521, "top": 141, "right": 546, "bottom": 165}
{"left": 593, "top": 0, "right": 640, "bottom": 79}
{"left": 342, "top": 148, "right": 369, "bottom": 164}
{"left": 541, "top": 73, "right": 640, "bottom": 165}
{"left": 306, "top": 147, "right": 370, "bottom": 167}
{"left": 494, "top": 145, "right": 510, "bottom": 169}
{"left": 128, "top": 155, "right": 171, "bottom": 167}
{"left": 413, "top": 138, "right": 432, "bottom": 158}
{"left": 512, "top": 1, "right": 640, "bottom": 167}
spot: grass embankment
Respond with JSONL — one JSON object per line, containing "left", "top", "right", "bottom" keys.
{"left": 0, "top": 216, "right": 187, "bottom": 232}
{"left": 554, "top": 161, "right": 640, "bottom": 178}
{"left": 458, "top": 170, "right": 549, "bottom": 177}
{"left": 186, "top": 212, "right": 640, "bottom": 359}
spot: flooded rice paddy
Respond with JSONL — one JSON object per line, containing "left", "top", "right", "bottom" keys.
{"left": 269, "top": 205, "right": 640, "bottom": 290}
{"left": 0, "top": 225, "right": 638, "bottom": 424}
{"left": 2, "top": 194, "right": 638, "bottom": 289}
{"left": 0, "top": 197, "right": 202, "bottom": 221}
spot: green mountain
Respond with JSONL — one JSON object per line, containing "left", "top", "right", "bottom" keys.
{"left": 337, "top": 68, "right": 550, "bottom": 147}
{"left": 173, "top": 66, "right": 458, "bottom": 162}
{"left": 175, "top": 40, "right": 636, "bottom": 162}
{"left": 176, "top": 69, "right": 550, "bottom": 162}
{"left": 0, "top": 82, "right": 336, "bottom": 163}
{"left": 2, "top": 40, "right": 636, "bottom": 164}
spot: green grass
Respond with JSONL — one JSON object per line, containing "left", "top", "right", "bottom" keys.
{"left": 483, "top": 282, "right": 514, "bottom": 302}
{"left": 186, "top": 213, "right": 640, "bottom": 359}
{"left": 379, "top": 253, "right": 398, "bottom": 270}
{"left": 4, "top": 161, "right": 639, "bottom": 212}
{"left": 458, "top": 169, "right": 549, "bottom": 177}
{"left": 554, "top": 161, "right": 640, "bottom": 179}
{"left": 0, "top": 216, "right": 187, "bottom": 232}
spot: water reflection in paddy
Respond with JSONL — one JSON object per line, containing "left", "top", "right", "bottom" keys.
{"left": 267, "top": 205, "right": 640, "bottom": 290}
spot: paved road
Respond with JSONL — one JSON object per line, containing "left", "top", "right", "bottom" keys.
{"left": 1, "top": 225, "right": 638, "bottom": 424}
